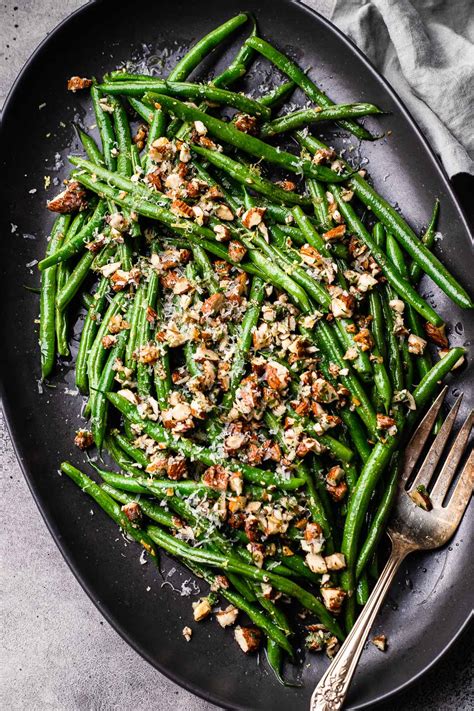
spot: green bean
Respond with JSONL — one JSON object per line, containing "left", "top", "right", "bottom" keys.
{"left": 39, "top": 215, "right": 71, "bottom": 378}
{"left": 353, "top": 177, "right": 472, "bottom": 308}
{"left": 87, "top": 292, "right": 126, "bottom": 411}
{"left": 38, "top": 200, "right": 108, "bottom": 270}
{"left": 143, "top": 93, "right": 351, "bottom": 183}
{"left": 54, "top": 269, "right": 69, "bottom": 357}
{"left": 356, "top": 454, "right": 400, "bottom": 579}
{"left": 386, "top": 234, "right": 415, "bottom": 390}
{"left": 106, "top": 95, "right": 132, "bottom": 176}
{"left": 107, "top": 392, "right": 306, "bottom": 491}
{"left": 341, "top": 347, "right": 465, "bottom": 597}
{"left": 222, "top": 275, "right": 265, "bottom": 410}
{"left": 103, "top": 434, "right": 139, "bottom": 472}
{"left": 57, "top": 251, "right": 95, "bottom": 311}
{"left": 70, "top": 170, "right": 224, "bottom": 246}
{"left": 276, "top": 221, "right": 348, "bottom": 260}
{"left": 261, "top": 103, "right": 382, "bottom": 138}
{"left": 246, "top": 248, "right": 313, "bottom": 313}
{"left": 298, "top": 131, "right": 471, "bottom": 308}
{"left": 186, "top": 561, "right": 293, "bottom": 656}
{"left": 113, "top": 433, "right": 150, "bottom": 469}
{"left": 356, "top": 573, "right": 370, "bottom": 606}
{"left": 380, "top": 287, "right": 404, "bottom": 391}
{"left": 137, "top": 271, "right": 159, "bottom": 397}
{"left": 101, "top": 484, "right": 175, "bottom": 528}
{"left": 368, "top": 288, "right": 386, "bottom": 364}
{"left": 286, "top": 406, "right": 354, "bottom": 464}
{"left": 245, "top": 36, "right": 373, "bottom": 141}
{"left": 261, "top": 238, "right": 331, "bottom": 310}
{"left": 291, "top": 206, "right": 335, "bottom": 259}
{"left": 100, "top": 81, "right": 271, "bottom": 119}
{"left": 92, "top": 316, "right": 130, "bottom": 448}
{"left": 91, "top": 85, "right": 117, "bottom": 171}
{"left": 191, "top": 143, "right": 311, "bottom": 206}
{"left": 98, "top": 469, "right": 218, "bottom": 497}
{"left": 54, "top": 211, "right": 83, "bottom": 357}
{"left": 105, "top": 71, "right": 158, "bottom": 82}
{"left": 122, "top": 284, "right": 141, "bottom": 368}
{"left": 307, "top": 178, "right": 332, "bottom": 231}
{"left": 265, "top": 411, "right": 334, "bottom": 551}
{"left": 147, "top": 525, "right": 344, "bottom": 639}
{"left": 212, "top": 18, "right": 256, "bottom": 89}
{"left": 75, "top": 279, "right": 110, "bottom": 393}
{"left": 408, "top": 347, "right": 465, "bottom": 417}
{"left": 305, "top": 322, "right": 378, "bottom": 438}
{"left": 409, "top": 199, "right": 440, "bottom": 283}
{"left": 191, "top": 244, "right": 219, "bottom": 292}
{"left": 259, "top": 80, "right": 295, "bottom": 108}
{"left": 60, "top": 462, "right": 158, "bottom": 557}
{"left": 169, "top": 495, "right": 298, "bottom": 584}
{"left": 128, "top": 96, "right": 155, "bottom": 123}
{"left": 78, "top": 128, "right": 105, "bottom": 166}
{"left": 329, "top": 185, "right": 443, "bottom": 326}
{"left": 167, "top": 14, "right": 248, "bottom": 82}
{"left": 191, "top": 159, "right": 240, "bottom": 212}
{"left": 266, "top": 640, "right": 286, "bottom": 685}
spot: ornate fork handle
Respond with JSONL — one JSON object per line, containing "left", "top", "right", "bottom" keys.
{"left": 310, "top": 538, "right": 411, "bottom": 711}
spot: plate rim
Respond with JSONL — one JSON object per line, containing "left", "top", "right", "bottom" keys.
{"left": 0, "top": 1, "right": 472, "bottom": 709}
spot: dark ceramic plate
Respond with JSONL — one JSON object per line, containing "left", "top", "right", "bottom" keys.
{"left": 1, "top": 1, "right": 472, "bottom": 709}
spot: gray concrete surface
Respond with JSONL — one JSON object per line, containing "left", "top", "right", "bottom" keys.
{"left": 0, "top": 2, "right": 472, "bottom": 710}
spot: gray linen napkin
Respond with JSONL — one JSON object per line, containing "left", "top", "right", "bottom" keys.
{"left": 302, "top": 0, "right": 474, "bottom": 176}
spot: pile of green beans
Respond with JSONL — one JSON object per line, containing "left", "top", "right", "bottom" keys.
{"left": 37, "top": 12, "right": 470, "bottom": 684}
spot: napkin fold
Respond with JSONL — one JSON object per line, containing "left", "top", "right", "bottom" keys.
{"left": 303, "top": 0, "right": 474, "bottom": 176}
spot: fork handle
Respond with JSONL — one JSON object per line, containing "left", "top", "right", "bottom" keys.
{"left": 310, "top": 540, "right": 409, "bottom": 711}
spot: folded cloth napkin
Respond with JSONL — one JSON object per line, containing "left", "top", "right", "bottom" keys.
{"left": 303, "top": 0, "right": 474, "bottom": 176}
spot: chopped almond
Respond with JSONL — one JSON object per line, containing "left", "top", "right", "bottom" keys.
{"left": 166, "top": 456, "right": 187, "bottom": 481}
{"left": 47, "top": 181, "right": 88, "bottom": 213}
{"left": 67, "top": 76, "right": 92, "bottom": 92}
{"left": 234, "top": 626, "right": 261, "bottom": 653}
{"left": 325, "top": 553, "right": 346, "bottom": 571}
{"left": 376, "top": 414, "right": 397, "bottom": 430}
{"left": 410, "top": 485, "right": 433, "bottom": 511}
{"left": 213, "top": 224, "right": 231, "bottom": 242}
{"left": 170, "top": 199, "right": 194, "bottom": 219}
{"left": 228, "top": 240, "right": 247, "bottom": 263}
{"left": 202, "top": 465, "right": 229, "bottom": 490}
{"left": 202, "top": 292, "right": 225, "bottom": 316}
{"left": 276, "top": 179, "right": 296, "bottom": 192}
{"left": 182, "top": 626, "right": 193, "bottom": 642}
{"left": 234, "top": 113, "right": 259, "bottom": 135}
{"left": 216, "top": 605, "right": 239, "bottom": 627}
{"left": 424, "top": 322, "right": 448, "bottom": 347}
{"left": 215, "top": 204, "right": 234, "bottom": 221}
{"left": 74, "top": 429, "right": 93, "bottom": 450}
{"left": 372, "top": 634, "right": 387, "bottom": 652}
{"left": 408, "top": 333, "right": 427, "bottom": 355}
{"left": 121, "top": 501, "right": 142, "bottom": 523}
{"left": 192, "top": 597, "right": 212, "bottom": 622}
{"left": 323, "top": 224, "right": 346, "bottom": 241}
{"left": 320, "top": 587, "right": 346, "bottom": 613}
{"left": 242, "top": 207, "right": 266, "bottom": 229}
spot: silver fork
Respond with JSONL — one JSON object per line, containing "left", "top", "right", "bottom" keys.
{"left": 311, "top": 387, "right": 474, "bottom": 711}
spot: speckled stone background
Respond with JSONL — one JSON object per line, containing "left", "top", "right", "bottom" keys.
{"left": 1, "top": 2, "right": 472, "bottom": 709}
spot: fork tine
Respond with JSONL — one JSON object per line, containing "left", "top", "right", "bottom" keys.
{"left": 401, "top": 387, "right": 448, "bottom": 485}
{"left": 407, "top": 395, "right": 464, "bottom": 493}
{"left": 444, "top": 449, "right": 474, "bottom": 527}
{"left": 431, "top": 411, "right": 474, "bottom": 505}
